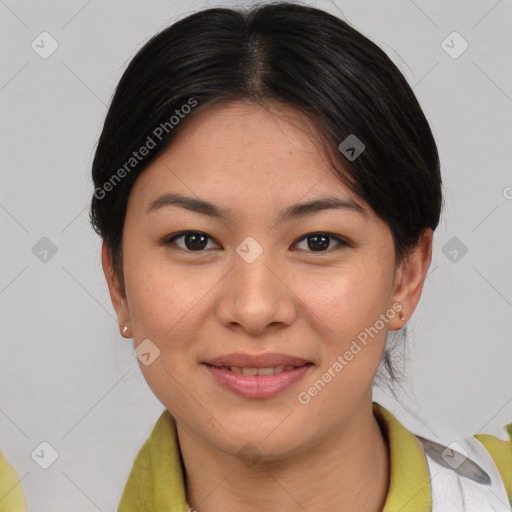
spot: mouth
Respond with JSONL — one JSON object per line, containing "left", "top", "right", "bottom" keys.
{"left": 201, "top": 360, "right": 314, "bottom": 399}
{"left": 203, "top": 362, "right": 313, "bottom": 375}
{"left": 202, "top": 351, "right": 312, "bottom": 368}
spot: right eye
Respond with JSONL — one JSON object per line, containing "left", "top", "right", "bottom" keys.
{"left": 162, "top": 231, "right": 220, "bottom": 252}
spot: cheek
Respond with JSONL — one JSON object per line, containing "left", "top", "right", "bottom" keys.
{"left": 295, "top": 262, "right": 392, "bottom": 341}
{"left": 123, "top": 239, "right": 210, "bottom": 338}
{"left": 294, "top": 263, "right": 392, "bottom": 397}
{"left": 123, "top": 254, "right": 229, "bottom": 390}
{"left": 124, "top": 261, "right": 211, "bottom": 410}
{"left": 128, "top": 271, "right": 203, "bottom": 346}
{"left": 296, "top": 272, "right": 390, "bottom": 406}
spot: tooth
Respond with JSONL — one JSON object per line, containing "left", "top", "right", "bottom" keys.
{"left": 227, "top": 366, "right": 298, "bottom": 375}
{"left": 257, "top": 367, "right": 275, "bottom": 376}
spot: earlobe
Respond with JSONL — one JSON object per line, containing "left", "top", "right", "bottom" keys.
{"left": 388, "top": 228, "right": 433, "bottom": 330}
{"left": 101, "top": 241, "right": 131, "bottom": 333}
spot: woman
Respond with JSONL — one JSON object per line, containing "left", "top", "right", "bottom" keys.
{"left": 90, "top": 2, "right": 511, "bottom": 511}
{"left": 3, "top": 2, "right": 509, "bottom": 511}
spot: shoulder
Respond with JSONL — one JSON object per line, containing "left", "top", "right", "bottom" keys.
{"left": 475, "top": 422, "right": 512, "bottom": 505}
{"left": 0, "top": 449, "right": 26, "bottom": 512}
{"left": 373, "top": 402, "right": 512, "bottom": 511}
{"left": 416, "top": 422, "right": 512, "bottom": 510}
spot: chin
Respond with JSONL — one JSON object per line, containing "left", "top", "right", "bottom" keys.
{"left": 201, "top": 409, "right": 312, "bottom": 455}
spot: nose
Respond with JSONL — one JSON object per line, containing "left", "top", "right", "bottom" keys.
{"left": 215, "top": 241, "right": 297, "bottom": 335}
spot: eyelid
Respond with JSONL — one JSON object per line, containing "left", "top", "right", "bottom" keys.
{"left": 161, "top": 230, "right": 351, "bottom": 253}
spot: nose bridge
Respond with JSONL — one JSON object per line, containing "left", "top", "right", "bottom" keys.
{"left": 232, "top": 234, "right": 277, "bottom": 300}
{"left": 217, "top": 234, "right": 295, "bottom": 333}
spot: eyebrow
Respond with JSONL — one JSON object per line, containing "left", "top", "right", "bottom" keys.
{"left": 146, "top": 192, "right": 367, "bottom": 223}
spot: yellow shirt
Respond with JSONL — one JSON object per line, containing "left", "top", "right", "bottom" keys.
{"left": 0, "top": 451, "right": 26, "bottom": 512}
{"left": 1, "top": 403, "right": 511, "bottom": 511}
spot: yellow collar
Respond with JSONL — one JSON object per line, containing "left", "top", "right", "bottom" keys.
{"left": 373, "top": 403, "right": 431, "bottom": 512}
{"left": 118, "top": 402, "right": 432, "bottom": 511}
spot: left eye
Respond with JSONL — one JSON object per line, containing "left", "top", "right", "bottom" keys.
{"left": 162, "top": 231, "right": 348, "bottom": 253}
{"left": 293, "top": 232, "right": 348, "bottom": 252}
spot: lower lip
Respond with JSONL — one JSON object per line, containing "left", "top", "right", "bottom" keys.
{"left": 203, "top": 363, "right": 313, "bottom": 399}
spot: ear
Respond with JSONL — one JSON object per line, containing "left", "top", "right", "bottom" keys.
{"left": 101, "top": 241, "right": 132, "bottom": 337}
{"left": 388, "top": 228, "right": 433, "bottom": 330}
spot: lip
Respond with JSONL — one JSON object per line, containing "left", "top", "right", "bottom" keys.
{"left": 203, "top": 352, "right": 311, "bottom": 368}
{"left": 202, "top": 356, "right": 313, "bottom": 400}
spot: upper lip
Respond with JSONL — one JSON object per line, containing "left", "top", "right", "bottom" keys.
{"left": 203, "top": 352, "right": 311, "bottom": 368}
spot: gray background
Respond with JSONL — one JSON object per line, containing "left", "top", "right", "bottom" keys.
{"left": 1, "top": 0, "right": 511, "bottom": 510}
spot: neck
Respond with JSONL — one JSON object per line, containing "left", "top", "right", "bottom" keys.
{"left": 176, "top": 396, "right": 390, "bottom": 512}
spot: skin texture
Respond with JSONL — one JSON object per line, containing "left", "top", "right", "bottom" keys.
{"left": 103, "top": 99, "right": 433, "bottom": 512}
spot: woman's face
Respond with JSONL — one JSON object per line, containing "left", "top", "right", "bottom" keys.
{"left": 104, "top": 99, "right": 429, "bottom": 459}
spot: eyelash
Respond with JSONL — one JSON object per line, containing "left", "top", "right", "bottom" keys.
{"left": 161, "top": 231, "right": 350, "bottom": 254}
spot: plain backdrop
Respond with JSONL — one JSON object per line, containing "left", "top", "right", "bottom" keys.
{"left": 1, "top": 0, "right": 511, "bottom": 510}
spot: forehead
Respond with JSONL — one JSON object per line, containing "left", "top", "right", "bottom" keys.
{"left": 128, "top": 99, "right": 366, "bottom": 216}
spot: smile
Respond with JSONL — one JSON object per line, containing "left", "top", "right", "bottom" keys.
{"left": 210, "top": 364, "right": 302, "bottom": 375}
{"left": 202, "top": 362, "right": 313, "bottom": 399}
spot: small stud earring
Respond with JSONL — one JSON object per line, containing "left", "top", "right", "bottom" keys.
{"left": 122, "top": 326, "right": 129, "bottom": 334}
{"left": 399, "top": 312, "right": 405, "bottom": 321}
